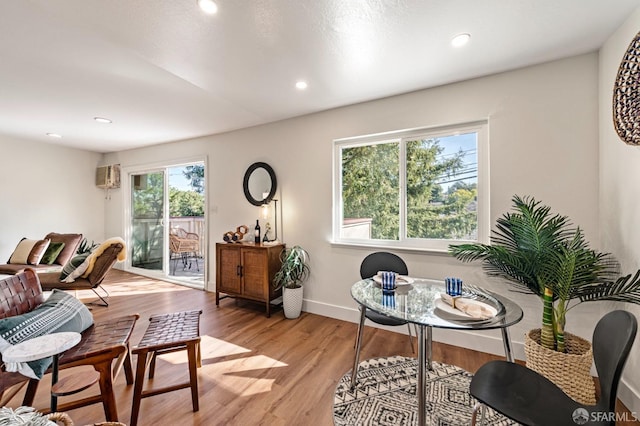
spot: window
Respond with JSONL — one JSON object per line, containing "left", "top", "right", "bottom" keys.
{"left": 333, "top": 121, "right": 488, "bottom": 251}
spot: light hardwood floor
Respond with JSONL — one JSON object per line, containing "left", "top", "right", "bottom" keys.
{"left": 5, "top": 270, "right": 638, "bottom": 425}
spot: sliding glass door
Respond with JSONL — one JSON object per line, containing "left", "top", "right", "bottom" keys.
{"left": 127, "top": 161, "right": 206, "bottom": 288}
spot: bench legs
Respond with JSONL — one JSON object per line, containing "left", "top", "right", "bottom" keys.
{"left": 188, "top": 342, "right": 200, "bottom": 412}
{"left": 130, "top": 340, "right": 200, "bottom": 426}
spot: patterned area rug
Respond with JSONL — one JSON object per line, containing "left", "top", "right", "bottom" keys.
{"left": 334, "top": 356, "right": 517, "bottom": 426}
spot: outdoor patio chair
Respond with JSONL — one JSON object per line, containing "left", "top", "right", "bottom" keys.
{"left": 169, "top": 228, "right": 200, "bottom": 275}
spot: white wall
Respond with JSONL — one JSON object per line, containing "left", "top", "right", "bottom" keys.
{"left": 0, "top": 135, "right": 106, "bottom": 261}
{"left": 104, "top": 52, "right": 603, "bottom": 357}
{"left": 599, "top": 6, "right": 640, "bottom": 415}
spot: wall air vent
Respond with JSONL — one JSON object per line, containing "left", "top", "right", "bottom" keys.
{"left": 96, "top": 164, "right": 121, "bottom": 189}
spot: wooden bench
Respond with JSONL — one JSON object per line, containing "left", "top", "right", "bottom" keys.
{"left": 130, "top": 310, "right": 202, "bottom": 426}
{"left": 0, "top": 269, "right": 139, "bottom": 422}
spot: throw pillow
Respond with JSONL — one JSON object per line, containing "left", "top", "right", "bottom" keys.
{"left": 44, "top": 233, "right": 83, "bottom": 266}
{"left": 59, "top": 252, "right": 91, "bottom": 282}
{"left": 40, "top": 242, "right": 66, "bottom": 265}
{"left": 8, "top": 238, "right": 50, "bottom": 265}
{"left": 0, "top": 289, "right": 93, "bottom": 379}
{"left": 26, "top": 239, "right": 50, "bottom": 265}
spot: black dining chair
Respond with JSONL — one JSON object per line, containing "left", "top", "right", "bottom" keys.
{"left": 469, "top": 310, "right": 638, "bottom": 426}
{"left": 351, "top": 252, "right": 415, "bottom": 388}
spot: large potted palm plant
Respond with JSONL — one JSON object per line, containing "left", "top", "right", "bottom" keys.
{"left": 273, "top": 246, "right": 310, "bottom": 319}
{"left": 449, "top": 195, "right": 640, "bottom": 404}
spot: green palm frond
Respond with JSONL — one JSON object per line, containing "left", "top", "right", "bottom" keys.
{"left": 492, "top": 195, "right": 573, "bottom": 254}
{"left": 448, "top": 243, "right": 540, "bottom": 295}
{"left": 575, "top": 270, "right": 640, "bottom": 304}
{"left": 449, "top": 194, "right": 639, "bottom": 353}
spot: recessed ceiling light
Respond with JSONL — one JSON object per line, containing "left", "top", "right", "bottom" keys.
{"left": 46, "top": 133, "right": 62, "bottom": 138}
{"left": 198, "top": 0, "right": 218, "bottom": 14}
{"left": 94, "top": 117, "right": 112, "bottom": 124}
{"left": 295, "top": 81, "right": 308, "bottom": 90}
{"left": 451, "top": 33, "right": 471, "bottom": 48}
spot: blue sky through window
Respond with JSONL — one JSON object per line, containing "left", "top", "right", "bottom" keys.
{"left": 435, "top": 132, "right": 477, "bottom": 191}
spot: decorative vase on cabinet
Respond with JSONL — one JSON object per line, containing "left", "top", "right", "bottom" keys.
{"left": 215, "top": 242, "right": 285, "bottom": 317}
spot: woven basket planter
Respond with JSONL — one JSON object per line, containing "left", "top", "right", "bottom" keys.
{"left": 524, "top": 329, "right": 596, "bottom": 405}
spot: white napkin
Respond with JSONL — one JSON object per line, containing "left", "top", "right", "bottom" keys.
{"left": 440, "top": 293, "right": 495, "bottom": 320}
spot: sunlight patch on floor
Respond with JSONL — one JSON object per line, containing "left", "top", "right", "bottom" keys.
{"left": 154, "top": 334, "right": 289, "bottom": 397}
{"left": 204, "top": 354, "right": 288, "bottom": 396}
{"left": 200, "top": 335, "right": 252, "bottom": 358}
{"left": 100, "top": 281, "right": 190, "bottom": 297}
{"left": 154, "top": 348, "right": 288, "bottom": 397}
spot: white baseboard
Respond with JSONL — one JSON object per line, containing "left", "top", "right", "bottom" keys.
{"left": 619, "top": 379, "right": 640, "bottom": 418}
{"left": 302, "top": 298, "right": 640, "bottom": 414}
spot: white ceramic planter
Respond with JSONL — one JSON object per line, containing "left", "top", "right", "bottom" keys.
{"left": 283, "top": 286, "right": 303, "bottom": 319}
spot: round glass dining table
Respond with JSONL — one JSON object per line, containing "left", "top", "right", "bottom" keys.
{"left": 350, "top": 277, "right": 523, "bottom": 426}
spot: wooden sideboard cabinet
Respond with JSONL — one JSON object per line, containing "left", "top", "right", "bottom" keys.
{"left": 215, "top": 242, "right": 285, "bottom": 317}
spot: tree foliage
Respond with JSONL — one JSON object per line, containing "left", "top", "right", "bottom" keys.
{"left": 132, "top": 173, "right": 163, "bottom": 219}
{"left": 169, "top": 187, "right": 204, "bottom": 217}
{"left": 183, "top": 165, "right": 204, "bottom": 194}
{"left": 341, "top": 138, "right": 477, "bottom": 240}
{"left": 342, "top": 143, "right": 400, "bottom": 239}
{"left": 132, "top": 172, "right": 204, "bottom": 218}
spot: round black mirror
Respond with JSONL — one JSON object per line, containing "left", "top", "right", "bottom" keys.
{"left": 243, "top": 162, "right": 277, "bottom": 206}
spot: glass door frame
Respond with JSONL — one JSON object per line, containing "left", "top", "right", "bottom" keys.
{"left": 122, "top": 156, "right": 208, "bottom": 289}
{"left": 129, "top": 168, "right": 167, "bottom": 276}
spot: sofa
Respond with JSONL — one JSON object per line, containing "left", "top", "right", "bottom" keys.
{"left": 0, "top": 232, "right": 83, "bottom": 275}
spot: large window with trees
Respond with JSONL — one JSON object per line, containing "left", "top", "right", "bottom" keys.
{"left": 333, "top": 121, "right": 489, "bottom": 251}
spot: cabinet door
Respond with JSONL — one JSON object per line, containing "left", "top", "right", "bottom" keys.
{"left": 242, "top": 248, "right": 268, "bottom": 299}
{"left": 218, "top": 246, "right": 241, "bottom": 294}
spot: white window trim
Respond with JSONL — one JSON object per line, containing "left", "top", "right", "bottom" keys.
{"left": 332, "top": 121, "right": 489, "bottom": 253}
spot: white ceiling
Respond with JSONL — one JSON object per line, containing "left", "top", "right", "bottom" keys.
{"left": 1, "top": 1, "right": 638, "bottom": 153}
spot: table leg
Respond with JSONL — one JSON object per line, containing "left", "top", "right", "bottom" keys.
{"left": 417, "top": 325, "right": 426, "bottom": 426}
{"left": 426, "top": 325, "right": 433, "bottom": 370}
{"left": 350, "top": 305, "right": 367, "bottom": 389}
{"left": 500, "top": 326, "right": 515, "bottom": 362}
{"left": 51, "top": 354, "right": 59, "bottom": 412}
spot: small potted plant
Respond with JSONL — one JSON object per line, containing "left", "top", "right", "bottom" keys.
{"left": 449, "top": 195, "right": 640, "bottom": 404}
{"left": 273, "top": 246, "right": 310, "bottom": 319}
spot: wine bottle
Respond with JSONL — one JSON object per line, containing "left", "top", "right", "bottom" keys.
{"left": 254, "top": 219, "right": 261, "bottom": 243}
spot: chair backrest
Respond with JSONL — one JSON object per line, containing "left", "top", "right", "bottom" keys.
{"left": 360, "top": 252, "right": 408, "bottom": 279}
{"left": 0, "top": 269, "right": 46, "bottom": 399}
{"left": 87, "top": 243, "right": 124, "bottom": 286}
{"left": 592, "top": 310, "right": 637, "bottom": 412}
{"left": 171, "top": 227, "right": 186, "bottom": 238}
{"left": 0, "top": 269, "right": 44, "bottom": 319}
